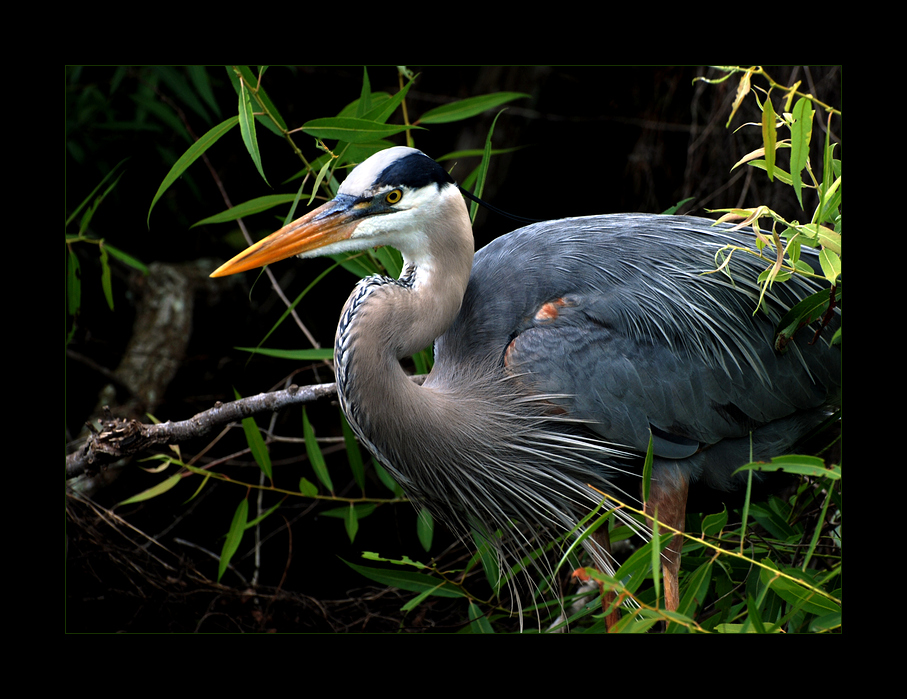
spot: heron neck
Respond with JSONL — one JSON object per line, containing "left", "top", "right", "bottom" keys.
{"left": 333, "top": 192, "right": 474, "bottom": 447}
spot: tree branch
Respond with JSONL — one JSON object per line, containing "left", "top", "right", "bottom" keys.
{"left": 66, "top": 382, "right": 338, "bottom": 480}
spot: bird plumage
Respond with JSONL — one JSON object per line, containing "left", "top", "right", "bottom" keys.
{"left": 211, "top": 146, "right": 840, "bottom": 618}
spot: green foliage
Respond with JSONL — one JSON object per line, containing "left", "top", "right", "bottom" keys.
{"left": 696, "top": 67, "right": 841, "bottom": 346}
{"left": 65, "top": 158, "right": 147, "bottom": 344}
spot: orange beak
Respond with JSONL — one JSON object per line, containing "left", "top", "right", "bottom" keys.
{"left": 210, "top": 197, "right": 362, "bottom": 278}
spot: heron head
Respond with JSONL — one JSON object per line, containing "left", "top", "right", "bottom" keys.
{"left": 211, "top": 147, "right": 463, "bottom": 278}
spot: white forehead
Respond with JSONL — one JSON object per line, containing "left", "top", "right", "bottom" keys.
{"left": 338, "top": 146, "right": 424, "bottom": 196}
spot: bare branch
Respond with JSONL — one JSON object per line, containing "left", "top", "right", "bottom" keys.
{"left": 66, "top": 382, "right": 338, "bottom": 480}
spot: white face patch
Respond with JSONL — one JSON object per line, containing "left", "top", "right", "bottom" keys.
{"left": 326, "top": 147, "right": 465, "bottom": 267}
{"left": 339, "top": 146, "right": 425, "bottom": 196}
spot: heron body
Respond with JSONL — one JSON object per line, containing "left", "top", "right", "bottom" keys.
{"left": 212, "top": 146, "right": 840, "bottom": 622}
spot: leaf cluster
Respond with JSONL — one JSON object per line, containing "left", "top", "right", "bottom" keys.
{"left": 697, "top": 67, "right": 841, "bottom": 349}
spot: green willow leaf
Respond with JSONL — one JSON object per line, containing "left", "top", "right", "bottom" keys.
{"left": 234, "top": 347, "right": 334, "bottom": 361}
{"left": 417, "top": 507, "right": 434, "bottom": 552}
{"left": 342, "top": 558, "right": 466, "bottom": 598}
{"left": 790, "top": 97, "right": 814, "bottom": 208}
{"left": 218, "top": 498, "right": 248, "bottom": 582}
{"left": 192, "top": 194, "right": 300, "bottom": 227}
{"left": 762, "top": 96, "right": 776, "bottom": 181}
{"left": 239, "top": 77, "right": 269, "bottom": 186}
{"left": 773, "top": 287, "right": 840, "bottom": 351}
{"left": 819, "top": 248, "right": 842, "bottom": 283}
{"left": 735, "top": 455, "right": 840, "bottom": 480}
{"left": 103, "top": 244, "right": 148, "bottom": 274}
{"left": 759, "top": 563, "right": 841, "bottom": 616}
{"left": 241, "top": 414, "right": 273, "bottom": 480}
{"left": 340, "top": 410, "right": 365, "bottom": 491}
{"left": 301, "top": 117, "right": 418, "bottom": 143}
{"left": 299, "top": 477, "right": 318, "bottom": 497}
{"left": 66, "top": 158, "right": 128, "bottom": 229}
{"left": 466, "top": 602, "right": 495, "bottom": 633}
{"left": 418, "top": 92, "right": 529, "bottom": 124}
{"left": 228, "top": 66, "right": 286, "bottom": 136}
{"left": 304, "top": 407, "right": 333, "bottom": 492}
{"left": 344, "top": 503, "right": 359, "bottom": 543}
{"left": 99, "top": 244, "right": 114, "bottom": 310}
{"left": 117, "top": 473, "right": 182, "bottom": 506}
{"left": 148, "top": 116, "right": 239, "bottom": 227}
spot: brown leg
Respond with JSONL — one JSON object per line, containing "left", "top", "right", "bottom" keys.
{"left": 590, "top": 528, "right": 621, "bottom": 630}
{"left": 644, "top": 473, "right": 689, "bottom": 612}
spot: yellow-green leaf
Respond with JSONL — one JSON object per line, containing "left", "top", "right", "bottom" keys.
{"left": 819, "top": 248, "right": 842, "bottom": 283}
{"left": 790, "top": 97, "right": 814, "bottom": 208}
{"left": 118, "top": 473, "right": 182, "bottom": 506}
{"left": 762, "top": 97, "right": 776, "bottom": 181}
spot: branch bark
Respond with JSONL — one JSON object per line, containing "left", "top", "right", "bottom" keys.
{"left": 66, "top": 382, "right": 338, "bottom": 480}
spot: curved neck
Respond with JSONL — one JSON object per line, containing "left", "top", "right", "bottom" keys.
{"left": 333, "top": 189, "right": 474, "bottom": 451}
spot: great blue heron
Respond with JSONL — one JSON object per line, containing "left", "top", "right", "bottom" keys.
{"left": 211, "top": 146, "right": 840, "bottom": 626}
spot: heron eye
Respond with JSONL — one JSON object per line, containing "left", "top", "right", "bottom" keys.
{"left": 385, "top": 189, "right": 403, "bottom": 204}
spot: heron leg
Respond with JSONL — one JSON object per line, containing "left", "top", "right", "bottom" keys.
{"left": 644, "top": 473, "right": 689, "bottom": 613}
{"left": 589, "top": 529, "right": 621, "bottom": 630}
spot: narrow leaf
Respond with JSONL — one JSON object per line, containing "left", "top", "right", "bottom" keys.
{"left": 240, "top": 412, "right": 272, "bottom": 480}
{"left": 227, "top": 66, "right": 286, "bottom": 135}
{"left": 340, "top": 410, "right": 365, "bottom": 491}
{"left": 234, "top": 347, "right": 334, "bottom": 361}
{"left": 773, "top": 287, "right": 840, "bottom": 351}
{"left": 301, "top": 117, "right": 418, "bottom": 143}
{"left": 344, "top": 503, "right": 359, "bottom": 543}
{"left": 466, "top": 603, "right": 495, "bottom": 633}
{"left": 342, "top": 558, "right": 466, "bottom": 598}
{"left": 419, "top": 92, "right": 528, "bottom": 124}
{"left": 148, "top": 116, "right": 239, "bottom": 227}
{"left": 239, "top": 78, "right": 269, "bottom": 186}
{"left": 118, "top": 473, "right": 182, "bottom": 506}
{"left": 192, "top": 194, "right": 300, "bottom": 227}
{"left": 66, "top": 158, "right": 128, "bottom": 229}
{"left": 103, "top": 244, "right": 148, "bottom": 274}
{"left": 642, "top": 431, "right": 654, "bottom": 503}
{"left": 759, "top": 564, "right": 841, "bottom": 616}
{"left": 790, "top": 98, "right": 814, "bottom": 208}
{"left": 735, "top": 455, "right": 840, "bottom": 480}
{"left": 303, "top": 407, "right": 333, "bottom": 492}
{"left": 417, "top": 507, "right": 435, "bottom": 552}
{"left": 761, "top": 97, "right": 776, "bottom": 181}
{"left": 99, "top": 244, "right": 114, "bottom": 310}
{"left": 218, "top": 498, "right": 248, "bottom": 582}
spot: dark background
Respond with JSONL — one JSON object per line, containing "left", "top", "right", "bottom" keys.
{"left": 65, "top": 66, "right": 841, "bottom": 632}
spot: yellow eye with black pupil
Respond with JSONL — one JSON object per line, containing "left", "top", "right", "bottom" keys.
{"left": 385, "top": 189, "right": 402, "bottom": 204}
